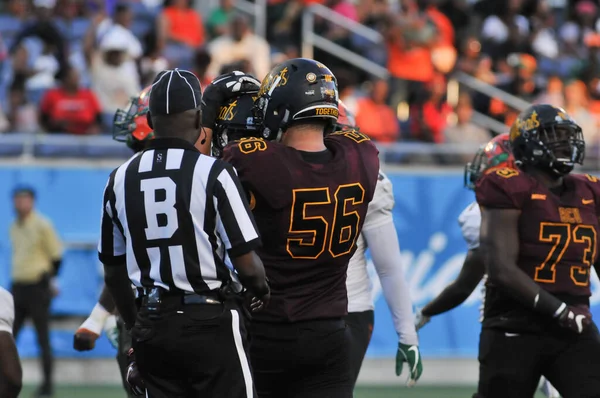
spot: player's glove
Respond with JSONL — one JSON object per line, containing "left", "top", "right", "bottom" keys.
{"left": 73, "top": 303, "right": 111, "bottom": 351}
{"left": 126, "top": 348, "right": 145, "bottom": 396}
{"left": 201, "top": 71, "right": 261, "bottom": 128}
{"left": 557, "top": 304, "right": 591, "bottom": 334}
{"left": 414, "top": 307, "right": 431, "bottom": 331}
{"left": 396, "top": 343, "right": 423, "bottom": 387}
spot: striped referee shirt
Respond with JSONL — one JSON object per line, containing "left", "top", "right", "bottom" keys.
{"left": 98, "top": 137, "right": 261, "bottom": 294}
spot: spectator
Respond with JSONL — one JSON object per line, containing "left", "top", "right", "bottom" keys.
{"left": 86, "top": 28, "right": 141, "bottom": 114}
{"left": 10, "top": 185, "right": 63, "bottom": 398}
{"left": 192, "top": 47, "right": 213, "bottom": 87}
{"left": 444, "top": 92, "right": 491, "bottom": 161}
{"left": 93, "top": 3, "right": 143, "bottom": 63}
{"left": 564, "top": 79, "right": 598, "bottom": 145}
{"left": 0, "top": 104, "right": 9, "bottom": 133}
{"left": 480, "top": 0, "right": 530, "bottom": 60}
{"left": 385, "top": 0, "right": 437, "bottom": 108}
{"left": 534, "top": 75, "right": 565, "bottom": 108}
{"left": 39, "top": 66, "right": 102, "bottom": 135}
{"left": 410, "top": 73, "right": 452, "bottom": 143}
{"left": 9, "top": 0, "right": 68, "bottom": 77}
{"left": 456, "top": 36, "right": 483, "bottom": 75}
{"left": 355, "top": 79, "right": 400, "bottom": 142}
{"left": 206, "top": 0, "right": 235, "bottom": 38}
{"left": 157, "top": 0, "right": 206, "bottom": 69}
{"left": 7, "top": 77, "right": 39, "bottom": 133}
{"left": 207, "top": 14, "right": 271, "bottom": 79}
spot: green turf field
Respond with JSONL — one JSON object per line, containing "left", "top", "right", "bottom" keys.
{"left": 20, "top": 385, "right": 548, "bottom": 397}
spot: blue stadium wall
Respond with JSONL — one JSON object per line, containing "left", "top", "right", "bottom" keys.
{"left": 2, "top": 166, "right": 599, "bottom": 359}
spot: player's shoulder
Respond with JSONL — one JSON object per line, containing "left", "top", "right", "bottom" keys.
{"left": 475, "top": 166, "right": 532, "bottom": 209}
{"left": 0, "top": 287, "right": 14, "bottom": 334}
{"left": 458, "top": 201, "right": 481, "bottom": 249}
{"left": 568, "top": 173, "right": 600, "bottom": 202}
{"left": 222, "top": 137, "right": 284, "bottom": 164}
{"left": 458, "top": 201, "right": 481, "bottom": 226}
{"left": 326, "top": 129, "right": 378, "bottom": 154}
{"left": 369, "top": 170, "right": 395, "bottom": 212}
{"left": 569, "top": 173, "right": 600, "bottom": 190}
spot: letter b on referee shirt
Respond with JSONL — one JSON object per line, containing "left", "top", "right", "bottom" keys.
{"left": 140, "top": 177, "right": 178, "bottom": 240}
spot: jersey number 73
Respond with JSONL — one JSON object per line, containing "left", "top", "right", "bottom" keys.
{"left": 535, "top": 222, "right": 597, "bottom": 286}
{"left": 286, "top": 183, "right": 365, "bottom": 259}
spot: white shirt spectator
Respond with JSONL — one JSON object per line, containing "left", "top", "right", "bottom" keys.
{"left": 481, "top": 15, "right": 529, "bottom": 43}
{"left": 207, "top": 33, "right": 271, "bottom": 80}
{"left": 91, "top": 29, "right": 141, "bottom": 114}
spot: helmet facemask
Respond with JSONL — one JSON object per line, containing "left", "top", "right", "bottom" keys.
{"left": 532, "top": 124, "right": 585, "bottom": 176}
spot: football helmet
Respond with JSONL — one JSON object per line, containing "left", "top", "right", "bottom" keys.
{"left": 509, "top": 104, "right": 584, "bottom": 176}
{"left": 212, "top": 92, "right": 259, "bottom": 158}
{"left": 113, "top": 86, "right": 154, "bottom": 153}
{"left": 464, "top": 133, "right": 515, "bottom": 190}
{"left": 334, "top": 99, "right": 357, "bottom": 132}
{"left": 254, "top": 58, "right": 339, "bottom": 141}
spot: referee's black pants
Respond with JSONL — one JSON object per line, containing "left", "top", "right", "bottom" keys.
{"left": 250, "top": 318, "right": 353, "bottom": 398}
{"left": 132, "top": 297, "right": 255, "bottom": 398}
{"left": 116, "top": 317, "right": 136, "bottom": 398}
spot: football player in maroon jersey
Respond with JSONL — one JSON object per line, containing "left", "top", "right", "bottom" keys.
{"left": 214, "top": 59, "right": 379, "bottom": 398}
{"left": 475, "top": 104, "right": 600, "bottom": 397}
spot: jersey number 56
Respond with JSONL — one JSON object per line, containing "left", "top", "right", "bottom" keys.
{"left": 287, "top": 183, "right": 365, "bottom": 259}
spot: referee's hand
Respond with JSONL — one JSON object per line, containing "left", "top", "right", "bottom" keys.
{"left": 250, "top": 293, "right": 270, "bottom": 312}
{"left": 201, "top": 71, "right": 261, "bottom": 128}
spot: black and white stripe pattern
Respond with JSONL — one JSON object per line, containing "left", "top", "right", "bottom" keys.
{"left": 98, "top": 145, "right": 260, "bottom": 293}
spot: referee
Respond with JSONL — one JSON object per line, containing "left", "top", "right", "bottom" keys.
{"left": 98, "top": 68, "right": 270, "bottom": 398}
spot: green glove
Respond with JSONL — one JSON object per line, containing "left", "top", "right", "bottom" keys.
{"left": 396, "top": 343, "right": 423, "bottom": 387}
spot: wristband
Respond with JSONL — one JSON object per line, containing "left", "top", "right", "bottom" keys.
{"left": 533, "top": 289, "right": 565, "bottom": 318}
{"left": 79, "top": 303, "right": 110, "bottom": 335}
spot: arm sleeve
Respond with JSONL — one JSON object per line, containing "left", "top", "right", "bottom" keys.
{"left": 362, "top": 174, "right": 418, "bottom": 345}
{"left": 97, "top": 172, "right": 127, "bottom": 266}
{"left": 0, "top": 288, "right": 15, "bottom": 334}
{"left": 475, "top": 168, "right": 527, "bottom": 209}
{"left": 365, "top": 221, "right": 419, "bottom": 345}
{"left": 213, "top": 163, "right": 262, "bottom": 257}
{"left": 458, "top": 202, "right": 481, "bottom": 250}
{"left": 362, "top": 172, "right": 395, "bottom": 231}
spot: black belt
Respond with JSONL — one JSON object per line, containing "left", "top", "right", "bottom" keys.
{"left": 138, "top": 287, "right": 222, "bottom": 307}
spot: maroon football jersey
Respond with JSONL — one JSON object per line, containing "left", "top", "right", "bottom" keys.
{"left": 222, "top": 130, "right": 380, "bottom": 322}
{"left": 476, "top": 167, "right": 600, "bottom": 331}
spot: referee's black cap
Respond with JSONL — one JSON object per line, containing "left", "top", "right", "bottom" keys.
{"left": 149, "top": 68, "right": 202, "bottom": 116}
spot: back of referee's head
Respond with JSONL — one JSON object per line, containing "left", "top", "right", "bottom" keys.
{"left": 148, "top": 68, "right": 203, "bottom": 144}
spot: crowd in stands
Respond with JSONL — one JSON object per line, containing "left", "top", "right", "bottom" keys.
{"left": 2, "top": 0, "right": 600, "bottom": 162}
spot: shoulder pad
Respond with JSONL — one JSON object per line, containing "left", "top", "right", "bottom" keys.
{"left": 476, "top": 167, "right": 530, "bottom": 210}
{"left": 570, "top": 173, "right": 600, "bottom": 214}
{"left": 484, "top": 166, "right": 520, "bottom": 179}
{"left": 457, "top": 202, "right": 481, "bottom": 250}
{"left": 328, "top": 129, "right": 371, "bottom": 144}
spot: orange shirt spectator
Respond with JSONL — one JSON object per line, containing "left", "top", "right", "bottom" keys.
{"left": 355, "top": 79, "right": 400, "bottom": 143}
{"left": 40, "top": 67, "right": 102, "bottom": 135}
{"left": 426, "top": 6, "right": 454, "bottom": 47}
{"left": 411, "top": 74, "right": 451, "bottom": 143}
{"left": 386, "top": 20, "right": 435, "bottom": 82}
{"left": 162, "top": 1, "right": 205, "bottom": 48}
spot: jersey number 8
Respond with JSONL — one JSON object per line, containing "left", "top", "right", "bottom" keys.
{"left": 287, "top": 183, "right": 365, "bottom": 259}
